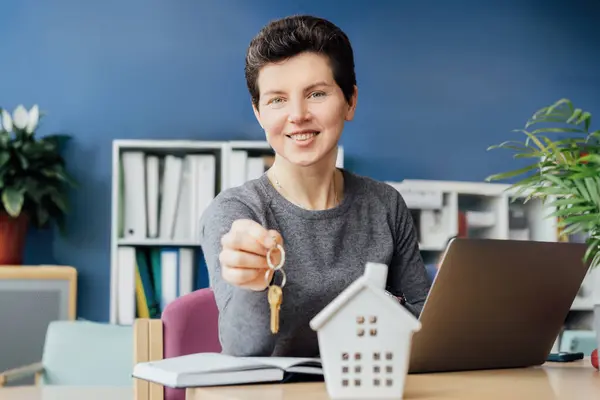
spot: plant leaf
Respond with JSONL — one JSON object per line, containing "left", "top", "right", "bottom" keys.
{"left": 559, "top": 213, "right": 599, "bottom": 226}
{"left": 530, "top": 127, "right": 584, "bottom": 135}
{"left": 586, "top": 130, "right": 600, "bottom": 142}
{"left": 485, "top": 162, "right": 540, "bottom": 182}
{"left": 567, "top": 108, "right": 583, "bottom": 124}
{"left": 546, "top": 98, "right": 574, "bottom": 115}
{"left": 584, "top": 238, "right": 600, "bottom": 263}
{"left": 0, "top": 151, "right": 9, "bottom": 168}
{"left": 486, "top": 140, "right": 534, "bottom": 152}
{"left": 584, "top": 177, "right": 600, "bottom": 207}
{"left": 573, "top": 180, "right": 592, "bottom": 202}
{"left": 547, "top": 197, "right": 587, "bottom": 207}
{"left": 50, "top": 191, "right": 69, "bottom": 214}
{"left": 590, "top": 251, "right": 600, "bottom": 269}
{"left": 42, "top": 134, "right": 72, "bottom": 151}
{"left": 561, "top": 221, "right": 587, "bottom": 236}
{"left": 1, "top": 188, "right": 24, "bottom": 217}
{"left": 542, "top": 173, "right": 572, "bottom": 190}
{"left": 547, "top": 205, "right": 596, "bottom": 218}
{"left": 36, "top": 205, "right": 49, "bottom": 227}
{"left": 579, "top": 154, "right": 600, "bottom": 164}
{"left": 514, "top": 129, "right": 547, "bottom": 152}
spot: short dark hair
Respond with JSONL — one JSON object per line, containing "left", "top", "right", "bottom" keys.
{"left": 245, "top": 15, "right": 357, "bottom": 108}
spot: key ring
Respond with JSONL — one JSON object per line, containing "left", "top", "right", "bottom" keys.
{"left": 267, "top": 243, "right": 285, "bottom": 271}
{"left": 265, "top": 268, "right": 286, "bottom": 288}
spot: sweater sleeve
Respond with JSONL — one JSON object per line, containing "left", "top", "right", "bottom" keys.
{"left": 387, "top": 192, "right": 432, "bottom": 317}
{"left": 198, "top": 195, "right": 275, "bottom": 356}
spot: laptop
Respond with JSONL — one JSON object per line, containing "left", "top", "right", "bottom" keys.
{"left": 408, "top": 238, "right": 590, "bottom": 373}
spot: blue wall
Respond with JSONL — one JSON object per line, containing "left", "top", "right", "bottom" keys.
{"left": 1, "top": 0, "right": 598, "bottom": 321}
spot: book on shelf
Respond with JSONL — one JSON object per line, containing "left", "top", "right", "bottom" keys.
{"left": 117, "top": 245, "right": 210, "bottom": 324}
{"left": 229, "top": 149, "right": 274, "bottom": 188}
{"left": 132, "top": 352, "right": 323, "bottom": 388}
{"left": 120, "top": 150, "right": 218, "bottom": 242}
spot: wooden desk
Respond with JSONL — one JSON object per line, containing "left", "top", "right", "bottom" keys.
{"left": 187, "top": 360, "right": 599, "bottom": 400}
{"left": 0, "top": 386, "right": 132, "bottom": 400}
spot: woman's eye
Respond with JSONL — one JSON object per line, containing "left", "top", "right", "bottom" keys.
{"left": 309, "top": 91, "right": 326, "bottom": 98}
{"left": 268, "top": 97, "right": 284, "bottom": 105}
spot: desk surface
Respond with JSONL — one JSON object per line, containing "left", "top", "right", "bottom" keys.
{"left": 0, "top": 386, "right": 132, "bottom": 400}
{"left": 187, "top": 360, "right": 599, "bottom": 400}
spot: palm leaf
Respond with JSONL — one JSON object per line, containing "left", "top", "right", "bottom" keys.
{"left": 484, "top": 162, "right": 540, "bottom": 182}
{"left": 487, "top": 98, "right": 600, "bottom": 268}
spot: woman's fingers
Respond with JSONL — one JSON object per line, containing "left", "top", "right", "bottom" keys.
{"left": 231, "top": 219, "right": 274, "bottom": 248}
{"left": 221, "top": 265, "right": 265, "bottom": 286}
{"left": 221, "top": 230, "right": 268, "bottom": 256}
{"left": 219, "top": 248, "right": 268, "bottom": 270}
{"left": 219, "top": 219, "right": 284, "bottom": 290}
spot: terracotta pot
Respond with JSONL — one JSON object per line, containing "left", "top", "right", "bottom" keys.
{"left": 0, "top": 212, "right": 29, "bottom": 265}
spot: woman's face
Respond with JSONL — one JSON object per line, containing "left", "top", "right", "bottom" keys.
{"left": 253, "top": 52, "right": 357, "bottom": 168}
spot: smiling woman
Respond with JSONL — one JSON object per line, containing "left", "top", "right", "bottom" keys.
{"left": 253, "top": 52, "right": 355, "bottom": 172}
{"left": 199, "top": 15, "right": 431, "bottom": 358}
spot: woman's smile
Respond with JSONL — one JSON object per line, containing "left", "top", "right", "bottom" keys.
{"left": 287, "top": 130, "right": 320, "bottom": 146}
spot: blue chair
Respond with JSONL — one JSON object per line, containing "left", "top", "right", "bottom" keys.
{"left": 0, "top": 320, "right": 133, "bottom": 386}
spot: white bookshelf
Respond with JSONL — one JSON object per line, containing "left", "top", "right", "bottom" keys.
{"left": 387, "top": 179, "right": 558, "bottom": 244}
{"left": 110, "top": 140, "right": 224, "bottom": 324}
{"left": 387, "top": 179, "right": 598, "bottom": 315}
{"left": 109, "top": 139, "right": 343, "bottom": 324}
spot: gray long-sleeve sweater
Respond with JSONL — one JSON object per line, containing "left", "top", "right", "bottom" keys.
{"left": 199, "top": 169, "right": 431, "bottom": 357}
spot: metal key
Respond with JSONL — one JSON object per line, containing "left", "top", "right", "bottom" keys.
{"left": 266, "top": 240, "right": 286, "bottom": 334}
{"left": 268, "top": 284, "right": 283, "bottom": 334}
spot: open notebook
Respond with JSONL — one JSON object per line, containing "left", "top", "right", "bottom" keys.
{"left": 132, "top": 352, "right": 323, "bottom": 388}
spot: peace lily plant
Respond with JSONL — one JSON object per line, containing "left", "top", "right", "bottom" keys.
{"left": 486, "top": 98, "right": 600, "bottom": 270}
{"left": 0, "top": 104, "right": 75, "bottom": 264}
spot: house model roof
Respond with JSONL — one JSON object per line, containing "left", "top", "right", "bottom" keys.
{"left": 309, "top": 263, "right": 422, "bottom": 332}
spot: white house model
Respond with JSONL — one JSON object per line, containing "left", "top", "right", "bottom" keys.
{"left": 309, "top": 262, "right": 421, "bottom": 400}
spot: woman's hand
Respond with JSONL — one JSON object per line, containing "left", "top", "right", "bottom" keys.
{"left": 219, "top": 219, "right": 283, "bottom": 291}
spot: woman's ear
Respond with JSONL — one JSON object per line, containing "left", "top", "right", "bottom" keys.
{"left": 252, "top": 102, "right": 264, "bottom": 129}
{"left": 345, "top": 85, "right": 358, "bottom": 121}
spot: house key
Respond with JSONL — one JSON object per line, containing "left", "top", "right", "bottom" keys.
{"left": 268, "top": 284, "right": 282, "bottom": 334}
{"left": 266, "top": 242, "right": 286, "bottom": 334}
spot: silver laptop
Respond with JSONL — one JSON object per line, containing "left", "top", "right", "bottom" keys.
{"left": 408, "top": 238, "right": 590, "bottom": 373}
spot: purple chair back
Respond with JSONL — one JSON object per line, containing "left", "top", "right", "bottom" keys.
{"left": 161, "top": 288, "right": 221, "bottom": 400}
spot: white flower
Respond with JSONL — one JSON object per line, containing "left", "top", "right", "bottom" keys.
{"left": 12, "top": 105, "right": 29, "bottom": 130}
{"left": 26, "top": 105, "right": 39, "bottom": 134}
{"left": 1, "top": 110, "right": 12, "bottom": 132}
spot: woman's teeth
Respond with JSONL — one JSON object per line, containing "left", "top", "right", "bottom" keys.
{"left": 291, "top": 132, "right": 317, "bottom": 141}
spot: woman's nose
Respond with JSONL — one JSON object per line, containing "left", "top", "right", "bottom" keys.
{"left": 287, "top": 100, "right": 310, "bottom": 123}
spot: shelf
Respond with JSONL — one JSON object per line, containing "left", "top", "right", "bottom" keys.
{"left": 117, "top": 238, "right": 201, "bottom": 247}
{"left": 571, "top": 298, "right": 594, "bottom": 311}
{"left": 114, "top": 139, "right": 225, "bottom": 151}
{"left": 419, "top": 243, "right": 445, "bottom": 251}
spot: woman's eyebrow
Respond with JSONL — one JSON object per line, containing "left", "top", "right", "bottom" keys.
{"left": 304, "top": 81, "right": 331, "bottom": 91}
{"left": 262, "top": 81, "right": 332, "bottom": 97}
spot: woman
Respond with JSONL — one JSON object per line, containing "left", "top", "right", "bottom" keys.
{"left": 199, "top": 15, "right": 431, "bottom": 357}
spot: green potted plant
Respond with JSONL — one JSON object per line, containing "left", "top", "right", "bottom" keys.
{"left": 485, "top": 98, "right": 599, "bottom": 357}
{"left": 0, "top": 104, "right": 76, "bottom": 265}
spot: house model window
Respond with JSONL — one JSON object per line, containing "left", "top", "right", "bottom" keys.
{"left": 310, "top": 262, "right": 421, "bottom": 400}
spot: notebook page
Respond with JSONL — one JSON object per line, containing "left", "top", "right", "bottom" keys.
{"left": 139, "top": 352, "right": 273, "bottom": 375}
{"left": 240, "top": 356, "right": 322, "bottom": 371}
